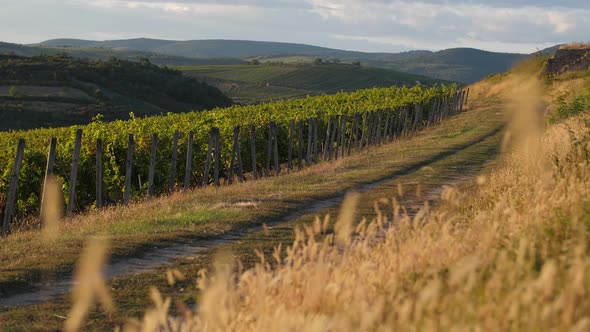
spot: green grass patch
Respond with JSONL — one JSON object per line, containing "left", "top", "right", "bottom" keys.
{"left": 548, "top": 73, "right": 590, "bottom": 123}
{"left": 178, "top": 63, "right": 448, "bottom": 104}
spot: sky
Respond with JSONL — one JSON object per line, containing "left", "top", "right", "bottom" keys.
{"left": 0, "top": 0, "right": 588, "bottom": 54}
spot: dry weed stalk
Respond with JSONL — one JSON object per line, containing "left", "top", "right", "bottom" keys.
{"left": 64, "top": 237, "right": 113, "bottom": 331}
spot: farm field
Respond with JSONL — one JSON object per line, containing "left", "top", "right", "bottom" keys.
{"left": 0, "top": 86, "right": 93, "bottom": 99}
{"left": 179, "top": 63, "right": 447, "bottom": 104}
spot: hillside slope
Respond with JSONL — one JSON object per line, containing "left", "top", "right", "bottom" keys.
{"left": 37, "top": 38, "right": 531, "bottom": 83}
{"left": 0, "top": 54, "right": 232, "bottom": 130}
{"left": 366, "top": 48, "right": 528, "bottom": 83}
{"left": 180, "top": 63, "right": 450, "bottom": 104}
{"left": 1, "top": 41, "right": 245, "bottom": 66}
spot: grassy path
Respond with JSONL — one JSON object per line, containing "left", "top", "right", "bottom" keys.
{"left": 0, "top": 95, "right": 506, "bottom": 329}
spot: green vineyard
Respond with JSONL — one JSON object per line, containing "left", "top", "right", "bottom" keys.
{"left": 0, "top": 84, "right": 465, "bottom": 232}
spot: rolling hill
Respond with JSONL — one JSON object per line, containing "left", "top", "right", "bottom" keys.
{"left": 179, "top": 63, "right": 448, "bottom": 104}
{"left": 0, "top": 41, "right": 246, "bottom": 66}
{"left": 0, "top": 54, "right": 232, "bottom": 131}
{"left": 36, "top": 38, "right": 375, "bottom": 58}
{"left": 362, "top": 48, "right": 529, "bottom": 83}
{"left": 35, "top": 38, "right": 532, "bottom": 83}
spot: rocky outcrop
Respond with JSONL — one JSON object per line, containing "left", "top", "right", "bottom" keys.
{"left": 544, "top": 46, "right": 590, "bottom": 76}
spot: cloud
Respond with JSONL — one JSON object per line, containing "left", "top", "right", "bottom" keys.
{"left": 77, "top": 0, "right": 309, "bottom": 11}
{"left": 1, "top": 0, "right": 588, "bottom": 52}
{"left": 307, "top": 0, "right": 589, "bottom": 50}
{"left": 78, "top": 0, "right": 259, "bottom": 14}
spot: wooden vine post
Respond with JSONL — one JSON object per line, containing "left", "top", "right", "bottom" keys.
{"left": 203, "top": 128, "right": 214, "bottom": 186}
{"left": 367, "top": 112, "right": 374, "bottom": 147}
{"left": 169, "top": 130, "right": 179, "bottom": 192}
{"left": 147, "top": 133, "right": 158, "bottom": 198}
{"left": 388, "top": 109, "right": 396, "bottom": 140}
{"left": 272, "top": 122, "right": 280, "bottom": 175}
{"left": 95, "top": 138, "right": 103, "bottom": 209}
{"left": 250, "top": 126, "right": 257, "bottom": 180}
{"left": 348, "top": 114, "right": 356, "bottom": 155}
{"left": 124, "top": 134, "right": 134, "bottom": 205}
{"left": 377, "top": 110, "right": 383, "bottom": 143}
{"left": 306, "top": 118, "right": 312, "bottom": 166}
{"left": 323, "top": 116, "right": 332, "bottom": 161}
{"left": 203, "top": 128, "right": 221, "bottom": 187}
{"left": 328, "top": 116, "right": 337, "bottom": 160}
{"left": 383, "top": 110, "right": 390, "bottom": 142}
{"left": 297, "top": 120, "right": 303, "bottom": 170}
{"left": 312, "top": 118, "right": 319, "bottom": 163}
{"left": 413, "top": 104, "right": 423, "bottom": 131}
{"left": 66, "top": 129, "right": 82, "bottom": 215}
{"left": 229, "top": 126, "right": 244, "bottom": 184}
{"left": 334, "top": 116, "right": 341, "bottom": 160}
{"left": 184, "top": 131, "right": 194, "bottom": 191}
{"left": 2, "top": 139, "right": 25, "bottom": 234}
{"left": 459, "top": 90, "right": 466, "bottom": 113}
{"left": 288, "top": 119, "right": 294, "bottom": 172}
{"left": 266, "top": 122, "right": 272, "bottom": 177}
{"left": 213, "top": 128, "right": 221, "bottom": 187}
{"left": 340, "top": 115, "right": 347, "bottom": 158}
{"left": 359, "top": 113, "right": 366, "bottom": 151}
{"left": 40, "top": 137, "right": 57, "bottom": 217}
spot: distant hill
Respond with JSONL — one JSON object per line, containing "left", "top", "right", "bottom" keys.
{"left": 36, "top": 38, "right": 534, "bottom": 83}
{"left": 37, "top": 38, "right": 374, "bottom": 58}
{"left": 179, "top": 63, "right": 449, "bottom": 104}
{"left": 257, "top": 48, "right": 529, "bottom": 83}
{"left": 363, "top": 48, "right": 529, "bottom": 83}
{"left": 0, "top": 54, "right": 232, "bottom": 130}
{"left": 1, "top": 41, "right": 246, "bottom": 66}
{"left": 0, "top": 42, "right": 42, "bottom": 56}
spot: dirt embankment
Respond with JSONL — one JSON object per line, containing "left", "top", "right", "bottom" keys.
{"left": 544, "top": 46, "right": 590, "bottom": 76}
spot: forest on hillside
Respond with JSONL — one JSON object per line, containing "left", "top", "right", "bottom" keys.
{"left": 0, "top": 54, "right": 233, "bottom": 110}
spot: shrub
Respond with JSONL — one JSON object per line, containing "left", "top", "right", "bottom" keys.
{"left": 549, "top": 95, "right": 589, "bottom": 123}
{"left": 8, "top": 85, "right": 19, "bottom": 97}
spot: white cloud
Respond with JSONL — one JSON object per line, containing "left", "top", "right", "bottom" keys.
{"left": 1, "top": 0, "right": 588, "bottom": 53}
{"left": 307, "top": 0, "right": 589, "bottom": 50}
{"left": 79, "top": 0, "right": 260, "bottom": 15}
{"left": 546, "top": 11, "right": 575, "bottom": 34}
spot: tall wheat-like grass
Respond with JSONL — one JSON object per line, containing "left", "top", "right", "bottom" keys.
{"left": 113, "top": 75, "right": 590, "bottom": 331}
{"left": 64, "top": 237, "right": 114, "bottom": 331}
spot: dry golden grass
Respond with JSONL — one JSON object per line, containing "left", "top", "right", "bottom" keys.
{"left": 101, "top": 75, "right": 590, "bottom": 331}
{"left": 560, "top": 43, "right": 590, "bottom": 50}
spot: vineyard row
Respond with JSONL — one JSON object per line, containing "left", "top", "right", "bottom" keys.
{"left": 0, "top": 86, "right": 467, "bottom": 234}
